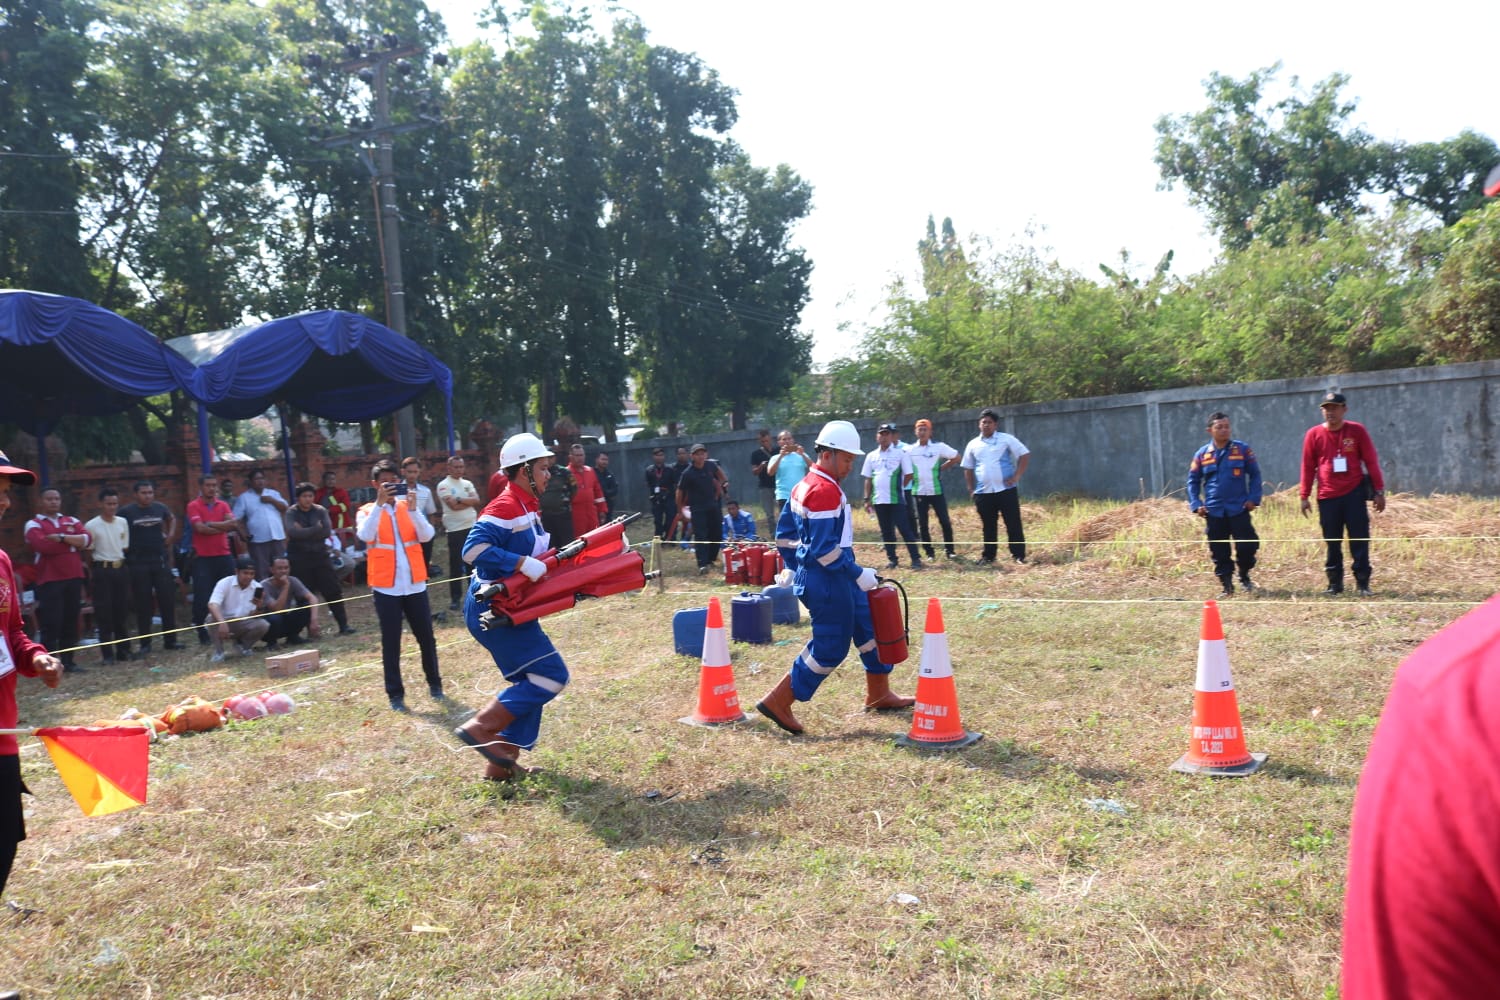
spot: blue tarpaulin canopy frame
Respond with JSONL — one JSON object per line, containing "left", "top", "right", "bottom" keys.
{"left": 166, "top": 309, "right": 455, "bottom": 482}
{"left": 0, "top": 294, "right": 455, "bottom": 487}
{"left": 0, "top": 290, "right": 198, "bottom": 485}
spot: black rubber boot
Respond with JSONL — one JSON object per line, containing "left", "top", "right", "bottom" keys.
{"left": 1324, "top": 569, "right": 1344, "bottom": 596}
{"left": 1217, "top": 575, "right": 1234, "bottom": 598}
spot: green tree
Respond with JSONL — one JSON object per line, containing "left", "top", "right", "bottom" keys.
{"left": 1154, "top": 64, "right": 1376, "bottom": 250}
{"left": 0, "top": 0, "right": 98, "bottom": 297}
{"left": 1373, "top": 130, "right": 1500, "bottom": 227}
{"left": 598, "top": 15, "right": 738, "bottom": 432}
{"left": 1410, "top": 200, "right": 1500, "bottom": 363}
{"left": 697, "top": 153, "right": 813, "bottom": 429}
{"left": 1172, "top": 214, "right": 1426, "bottom": 383}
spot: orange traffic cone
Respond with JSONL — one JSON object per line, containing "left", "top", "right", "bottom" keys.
{"left": 1170, "top": 600, "right": 1266, "bottom": 776}
{"left": 895, "top": 598, "right": 982, "bottom": 750}
{"left": 679, "top": 597, "right": 747, "bottom": 727}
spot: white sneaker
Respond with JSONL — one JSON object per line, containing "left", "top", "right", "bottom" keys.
{"left": 210, "top": 652, "right": 226, "bottom": 663}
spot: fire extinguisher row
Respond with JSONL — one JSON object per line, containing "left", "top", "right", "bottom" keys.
{"left": 718, "top": 542, "right": 784, "bottom": 588}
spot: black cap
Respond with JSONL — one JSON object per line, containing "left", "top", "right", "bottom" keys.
{"left": 980, "top": 407, "right": 1000, "bottom": 421}
{"left": 877, "top": 422, "right": 898, "bottom": 433}
{"left": 1320, "top": 391, "right": 1347, "bottom": 407}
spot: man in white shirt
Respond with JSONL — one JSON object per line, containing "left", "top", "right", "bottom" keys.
{"left": 84, "top": 487, "right": 132, "bottom": 664}
{"left": 436, "top": 455, "right": 482, "bottom": 611}
{"left": 861, "top": 422, "right": 923, "bottom": 570}
{"left": 961, "top": 407, "right": 1031, "bottom": 564}
{"left": 906, "top": 419, "right": 963, "bottom": 561}
{"left": 231, "top": 469, "right": 288, "bottom": 579}
{"left": 400, "top": 455, "right": 441, "bottom": 576}
{"left": 358, "top": 459, "right": 443, "bottom": 712}
{"left": 206, "top": 556, "right": 270, "bottom": 661}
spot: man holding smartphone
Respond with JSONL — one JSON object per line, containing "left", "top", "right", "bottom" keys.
{"left": 206, "top": 555, "right": 269, "bottom": 661}
{"left": 358, "top": 459, "right": 443, "bottom": 712}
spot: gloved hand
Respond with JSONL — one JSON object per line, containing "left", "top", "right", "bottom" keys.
{"left": 856, "top": 567, "right": 878, "bottom": 592}
{"left": 519, "top": 556, "right": 547, "bottom": 582}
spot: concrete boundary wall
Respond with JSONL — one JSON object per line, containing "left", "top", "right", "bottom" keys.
{"left": 599, "top": 360, "right": 1500, "bottom": 515}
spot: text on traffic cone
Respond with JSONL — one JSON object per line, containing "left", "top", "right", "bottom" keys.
{"left": 680, "top": 597, "right": 747, "bottom": 727}
{"left": 897, "top": 598, "right": 982, "bottom": 749}
{"left": 1171, "top": 600, "right": 1265, "bottom": 775}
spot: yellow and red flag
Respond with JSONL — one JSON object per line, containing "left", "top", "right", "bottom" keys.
{"left": 34, "top": 726, "right": 149, "bottom": 816}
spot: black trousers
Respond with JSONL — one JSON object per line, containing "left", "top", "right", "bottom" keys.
{"left": 1204, "top": 511, "right": 1259, "bottom": 580}
{"left": 288, "top": 549, "right": 349, "bottom": 630}
{"left": 128, "top": 557, "right": 178, "bottom": 648}
{"left": 651, "top": 500, "right": 677, "bottom": 539}
{"left": 872, "top": 502, "right": 921, "bottom": 565}
{"left": 91, "top": 564, "right": 132, "bottom": 659}
{"left": 192, "top": 554, "right": 235, "bottom": 643}
{"left": 915, "top": 494, "right": 955, "bottom": 557}
{"left": 446, "top": 529, "right": 470, "bottom": 605}
{"left": 262, "top": 604, "right": 312, "bottom": 645}
{"left": 373, "top": 590, "right": 442, "bottom": 699}
{"left": 35, "top": 577, "right": 82, "bottom": 667}
{"left": 1, "top": 755, "right": 24, "bottom": 896}
{"left": 1318, "top": 489, "right": 1372, "bottom": 583}
{"left": 690, "top": 504, "right": 723, "bottom": 568}
{"left": 974, "top": 489, "right": 1026, "bottom": 562}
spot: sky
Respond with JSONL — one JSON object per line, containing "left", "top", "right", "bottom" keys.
{"left": 428, "top": 1, "right": 1500, "bottom": 364}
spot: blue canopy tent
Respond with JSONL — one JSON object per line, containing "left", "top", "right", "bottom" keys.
{"left": 165, "top": 309, "right": 455, "bottom": 486}
{"left": 0, "top": 290, "right": 198, "bottom": 485}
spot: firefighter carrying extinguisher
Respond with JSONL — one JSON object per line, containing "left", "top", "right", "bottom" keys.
{"left": 755, "top": 420, "right": 915, "bottom": 734}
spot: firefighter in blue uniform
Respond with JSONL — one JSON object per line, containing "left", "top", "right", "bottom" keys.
{"left": 1187, "top": 411, "right": 1263, "bottom": 597}
{"left": 755, "top": 420, "right": 914, "bottom": 734}
{"left": 454, "top": 433, "right": 566, "bottom": 781}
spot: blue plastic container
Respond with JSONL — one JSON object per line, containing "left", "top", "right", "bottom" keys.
{"left": 672, "top": 607, "right": 709, "bottom": 658}
{"left": 731, "top": 592, "right": 773, "bottom": 645}
{"left": 761, "top": 584, "right": 801, "bottom": 625}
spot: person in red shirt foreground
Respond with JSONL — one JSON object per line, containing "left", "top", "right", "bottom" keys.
{"left": 1342, "top": 594, "right": 1500, "bottom": 996}
{"left": 0, "top": 450, "right": 65, "bottom": 982}
{"left": 1299, "top": 391, "right": 1385, "bottom": 596}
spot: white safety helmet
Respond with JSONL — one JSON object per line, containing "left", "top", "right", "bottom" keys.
{"left": 499, "top": 432, "right": 552, "bottom": 469}
{"left": 814, "top": 420, "right": 862, "bottom": 456}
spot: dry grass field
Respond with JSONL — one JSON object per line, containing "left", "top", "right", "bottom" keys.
{"left": 4, "top": 490, "right": 1497, "bottom": 998}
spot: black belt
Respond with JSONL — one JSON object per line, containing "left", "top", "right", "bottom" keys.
{"left": 93, "top": 559, "right": 125, "bottom": 569}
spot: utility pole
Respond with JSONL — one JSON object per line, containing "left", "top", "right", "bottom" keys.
{"left": 313, "top": 35, "right": 440, "bottom": 460}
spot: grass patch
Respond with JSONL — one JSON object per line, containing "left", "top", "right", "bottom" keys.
{"left": 4, "top": 492, "right": 1494, "bottom": 997}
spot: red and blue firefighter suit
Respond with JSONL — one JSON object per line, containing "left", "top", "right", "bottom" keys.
{"left": 778, "top": 466, "right": 894, "bottom": 703}
{"left": 461, "top": 485, "right": 568, "bottom": 752}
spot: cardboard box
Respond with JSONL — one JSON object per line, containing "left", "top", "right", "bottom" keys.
{"left": 266, "top": 648, "right": 320, "bottom": 679}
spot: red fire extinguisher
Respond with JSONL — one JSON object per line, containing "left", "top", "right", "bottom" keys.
{"left": 744, "top": 545, "right": 765, "bottom": 586}
{"left": 867, "top": 578, "right": 909, "bottom": 664}
{"left": 722, "top": 545, "right": 745, "bottom": 586}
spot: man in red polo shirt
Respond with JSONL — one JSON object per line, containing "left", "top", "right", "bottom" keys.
{"left": 1299, "top": 390, "right": 1385, "bottom": 596}
{"left": 24, "top": 487, "right": 90, "bottom": 673}
{"left": 567, "top": 443, "right": 606, "bottom": 540}
{"left": 314, "top": 470, "right": 353, "bottom": 546}
{"left": 187, "top": 475, "right": 238, "bottom": 646}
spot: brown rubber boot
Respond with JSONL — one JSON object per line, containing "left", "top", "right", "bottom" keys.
{"left": 456, "top": 699, "right": 523, "bottom": 776}
{"left": 864, "top": 671, "right": 915, "bottom": 712}
{"left": 755, "top": 673, "right": 804, "bottom": 734}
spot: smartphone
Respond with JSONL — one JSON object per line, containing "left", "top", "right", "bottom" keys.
{"left": 392, "top": 483, "right": 408, "bottom": 497}
{"left": 253, "top": 585, "right": 263, "bottom": 599}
